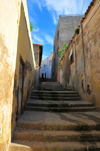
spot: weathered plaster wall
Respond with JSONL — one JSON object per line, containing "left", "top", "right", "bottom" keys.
{"left": 52, "top": 23, "right": 59, "bottom": 81}
{"left": 12, "top": 3, "right": 35, "bottom": 135}
{"left": 59, "top": 15, "right": 83, "bottom": 48}
{"left": 0, "top": 0, "right": 21, "bottom": 150}
{"left": 62, "top": 45, "right": 71, "bottom": 88}
{"left": 33, "top": 44, "right": 43, "bottom": 88}
{"left": 53, "top": 15, "right": 83, "bottom": 82}
{"left": 0, "top": 0, "right": 35, "bottom": 150}
{"left": 33, "top": 45, "right": 40, "bottom": 66}
{"left": 62, "top": 0, "right": 100, "bottom": 108}
{"left": 82, "top": 0, "right": 100, "bottom": 107}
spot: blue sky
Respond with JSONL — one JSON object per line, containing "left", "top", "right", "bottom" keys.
{"left": 27, "top": 0, "right": 92, "bottom": 60}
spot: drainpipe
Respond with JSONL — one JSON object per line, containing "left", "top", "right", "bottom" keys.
{"left": 81, "top": 22, "right": 86, "bottom": 91}
{"left": 74, "top": 36, "right": 77, "bottom": 90}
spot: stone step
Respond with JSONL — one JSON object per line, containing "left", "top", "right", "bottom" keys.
{"left": 31, "top": 93, "right": 80, "bottom": 97}
{"left": 39, "top": 78, "right": 55, "bottom": 82}
{"left": 26, "top": 106, "right": 97, "bottom": 112}
{"left": 13, "top": 128, "right": 100, "bottom": 142}
{"left": 39, "top": 85, "right": 63, "bottom": 88}
{"left": 16, "top": 111, "right": 100, "bottom": 131}
{"left": 38, "top": 88, "right": 66, "bottom": 91}
{"left": 27, "top": 100, "right": 94, "bottom": 107}
{"left": 10, "top": 141, "right": 100, "bottom": 151}
{"left": 38, "top": 85, "right": 66, "bottom": 91}
{"left": 33, "top": 88, "right": 66, "bottom": 91}
{"left": 40, "top": 82, "right": 62, "bottom": 85}
{"left": 39, "top": 86, "right": 64, "bottom": 89}
{"left": 32, "top": 90, "right": 78, "bottom": 94}
{"left": 16, "top": 122, "right": 100, "bottom": 131}
{"left": 30, "top": 96, "right": 81, "bottom": 101}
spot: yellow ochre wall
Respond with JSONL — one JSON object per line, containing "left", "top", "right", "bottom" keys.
{"left": 0, "top": 0, "right": 36, "bottom": 150}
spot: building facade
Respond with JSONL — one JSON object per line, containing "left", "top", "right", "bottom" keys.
{"left": 33, "top": 44, "right": 43, "bottom": 87}
{"left": 40, "top": 52, "right": 53, "bottom": 79}
{"left": 61, "top": 0, "right": 100, "bottom": 109}
{"left": 0, "top": 0, "right": 36, "bottom": 150}
{"left": 52, "top": 15, "right": 83, "bottom": 81}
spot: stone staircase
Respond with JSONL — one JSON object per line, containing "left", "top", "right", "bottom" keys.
{"left": 39, "top": 82, "right": 67, "bottom": 91}
{"left": 9, "top": 82, "right": 100, "bottom": 151}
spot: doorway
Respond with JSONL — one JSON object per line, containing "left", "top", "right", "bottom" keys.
{"left": 42, "top": 73, "right": 44, "bottom": 78}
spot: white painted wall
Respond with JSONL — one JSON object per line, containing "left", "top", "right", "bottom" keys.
{"left": 40, "top": 53, "right": 53, "bottom": 79}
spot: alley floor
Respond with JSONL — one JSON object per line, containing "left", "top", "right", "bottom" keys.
{"left": 10, "top": 82, "right": 100, "bottom": 151}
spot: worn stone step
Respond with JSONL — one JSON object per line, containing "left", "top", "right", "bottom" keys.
{"left": 32, "top": 90, "right": 78, "bottom": 94}
{"left": 16, "top": 111, "right": 100, "bottom": 131}
{"left": 32, "top": 88, "right": 66, "bottom": 91}
{"left": 27, "top": 100, "right": 94, "bottom": 108}
{"left": 13, "top": 128, "right": 100, "bottom": 142}
{"left": 30, "top": 96, "right": 81, "bottom": 101}
{"left": 38, "top": 85, "right": 66, "bottom": 91}
{"left": 10, "top": 141, "right": 100, "bottom": 151}
{"left": 31, "top": 93, "right": 80, "bottom": 97}
{"left": 39, "top": 78, "right": 55, "bottom": 82}
{"left": 26, "top": 106, "right": 97, "bottom": 112}
{"left": 39, "top": 88, "right": 66, "bottom": 91}
{"left": 39, "top": 84, "right": 63, "bottom": 88}
{"left": 16, "top": 122, "right": 100, "bottom": 131}
{"left": 40, "top": 82, "right": 61, "bottom": 85}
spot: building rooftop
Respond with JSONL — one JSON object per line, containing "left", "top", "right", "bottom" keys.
{"left": 81, "top": 0, "right": 96, "bottom": 23}
{"left": 33, "top": 43, "right": 43, "bottom": 47}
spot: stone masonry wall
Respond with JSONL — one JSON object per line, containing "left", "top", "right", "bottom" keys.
{"left": 62, "top": 0, "right": 100, "bottom": 108}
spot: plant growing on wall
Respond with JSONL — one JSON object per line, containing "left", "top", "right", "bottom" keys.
{"left": 30, "top": 23, "right": 33, "bottom": 32}
{"left": 75, "top": 27, "right": 79, "bottom": 34}
{"left": 57, "top": 42, "right": 68, "bottom": 68}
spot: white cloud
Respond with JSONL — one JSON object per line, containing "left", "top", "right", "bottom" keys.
{"left": 34, "top": 27, "right": 39, "bottom": 32}
{"left": 43, "top": 0, "right": 84, "bottom": 15}
{"left": 42, "top": 54, "right": 48, "bottom": 60}
{"left": 29, "top": 16, "right": 38, "bottom": 27}
{"left": 29, "top": 0, "right": 90, "bottom": 24}
{"left": 49, "top": 50, "right": 53, "bottom": 52}
{"left": 30, "top": 0, "right": 42, "bottom": 11}
{"left": 44, "top": 34, "right": 53, "bottom": 45}
{"left": 52, "top": 12, "right": 57, "bottom": 25}
{"left": 33, "top": 35, "right": 45, "bottom": 45}
{"left": 28, "top": 0, "right": 92, "bottom": 25}
{"left": 38, "top": 1, "right": 42, "bottom": 11}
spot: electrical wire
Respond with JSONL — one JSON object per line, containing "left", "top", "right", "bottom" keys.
{"left": 81, "top": 0, "right": 86, "bottom": 14}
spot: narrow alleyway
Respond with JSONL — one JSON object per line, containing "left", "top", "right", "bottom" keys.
{"left": 10, "top": 82, "right": 100, "bottom": 151}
